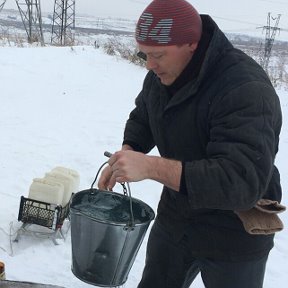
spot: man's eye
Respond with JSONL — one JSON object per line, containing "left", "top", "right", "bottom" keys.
{"left": 137, "top": 51, "right": 147, "bottom": 61}
{"left": 153, "top": 54, "right": 163, "bottom": 59}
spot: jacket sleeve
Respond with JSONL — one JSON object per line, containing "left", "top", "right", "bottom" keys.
{"left": 185, "top": 81, "right": 282, "bottom": 210}
{"left": 123, "top": 72, "right": 155, "bottom": 154}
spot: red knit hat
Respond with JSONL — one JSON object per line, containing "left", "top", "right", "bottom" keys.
{"left": 135, "top": 0, "right": 202, "bottom": 46}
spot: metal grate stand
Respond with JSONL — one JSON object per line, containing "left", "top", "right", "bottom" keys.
{"left": 14, "top": 196, "right": 71, "bottom": 245}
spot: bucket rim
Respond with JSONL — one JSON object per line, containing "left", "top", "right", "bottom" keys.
{"left": 70, "top": 206, "right": 154, "bottom": 226}
{"left": 70, "top": 188, "right": 155, "bottom": 226}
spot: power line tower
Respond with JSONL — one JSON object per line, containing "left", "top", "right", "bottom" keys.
{"left": 51, "top": 0, "right": 75, "bottom": 46}
{"left": 259, "top": 12, "right": 281, "bottom": 72}
{"left": 0, "top": 0, "right": 7, "bottom": 12}
{"left": 15, "top": 0, "right": 44, "bottom": 45}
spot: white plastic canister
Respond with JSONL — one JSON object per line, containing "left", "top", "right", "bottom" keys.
{"left": 51, "top": 166, "right": 80, "bottom": 193}
{"left": 45, "top": 172, "right": 74, "bottom": 206}
{"left": 28, "top": 178, "right": 64, "bottom": 205}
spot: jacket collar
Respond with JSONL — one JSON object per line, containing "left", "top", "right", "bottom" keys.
{"left": 165, "top": 16, "right": 212, "bottom": 97}
{"left": 161, "top": 15, "right": 233, "bottom": 110}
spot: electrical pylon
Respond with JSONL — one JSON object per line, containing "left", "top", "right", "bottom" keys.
{"left": 0, "top": 0, "right": 7, "bottom": 12}
{"left": 51, "top": 0, "right": 75, "bottom": 46}
{"left": 260, "top": 12, "right": 281, "bottom": 71}
{"left": 15, "top": 0, "right": 44, "bottom": 45}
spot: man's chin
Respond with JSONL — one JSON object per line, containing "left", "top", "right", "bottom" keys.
{"left": 159, "top": 77, "right": 173, "bottom": 86}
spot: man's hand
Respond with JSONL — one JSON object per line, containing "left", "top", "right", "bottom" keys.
{"left": 98, "top": 145, "right": 134, "bottom": 191}
{"left": 98, "top": 149, "right": 182, "bottom": 192}
{"left": 98, "top": 165, "right": 114, "bottom": 191}
{"left": 108, "top": 150, "right": 151, "bottom": 185}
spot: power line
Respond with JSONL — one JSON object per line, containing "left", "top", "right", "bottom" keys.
{"left": 258, "top": 0, "right": 287, "bottom": 5}
{"left": 212, "top": 15, "right": 288, "bottom": 34}
{"left": 213, "top": 15, "right": 262, "bottom": 27}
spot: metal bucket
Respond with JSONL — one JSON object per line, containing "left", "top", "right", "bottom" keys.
{"left": 70, "top": 161, "right": 155, "bottom": 287}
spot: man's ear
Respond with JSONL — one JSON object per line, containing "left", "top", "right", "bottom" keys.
{"left": 189, "top": 42, "right": 198, "bottom": 53}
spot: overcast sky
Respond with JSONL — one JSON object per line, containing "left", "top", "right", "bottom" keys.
{"left": 3, "top": 0, "right": 288, "bottom": 40}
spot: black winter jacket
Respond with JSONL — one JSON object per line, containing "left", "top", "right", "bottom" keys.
{"left": 123, "top": 15, "right": 282, "bottom": 261}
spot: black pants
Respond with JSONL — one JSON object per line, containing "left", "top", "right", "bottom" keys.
{"left": 138, "top": 219, "right": 269, "bottom": 288}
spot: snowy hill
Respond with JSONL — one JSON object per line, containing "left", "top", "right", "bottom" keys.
{"left": 0, "top": 45, "right": 287, "bottom": 287}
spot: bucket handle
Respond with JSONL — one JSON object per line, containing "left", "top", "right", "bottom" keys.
{"left": 90, "top": 152, "right": 135, "bottom": 229}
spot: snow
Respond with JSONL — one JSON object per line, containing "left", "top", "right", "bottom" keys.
{"left": 0, "top": 45, "right": 287, "bottom": 287}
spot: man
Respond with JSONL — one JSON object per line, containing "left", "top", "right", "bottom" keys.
{"left": 98, "top": 0, "right": 283, "bottom": 287}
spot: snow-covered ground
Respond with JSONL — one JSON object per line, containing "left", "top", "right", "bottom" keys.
{"left": 0, "top": 45, "right": 287, "bottom": 287}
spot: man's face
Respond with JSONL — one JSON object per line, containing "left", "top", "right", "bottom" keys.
{"left": 138, "top": 43, "right": 197, "bottom": 86}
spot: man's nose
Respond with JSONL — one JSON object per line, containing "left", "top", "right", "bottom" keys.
{"left": 146, "top": 57, "right": 158, "bottom": 70}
